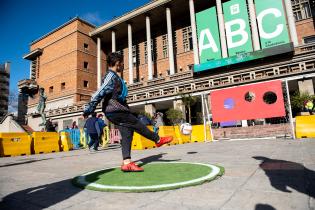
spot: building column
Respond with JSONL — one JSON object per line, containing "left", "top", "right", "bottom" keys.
{"left": 97, "top": 37, "right": 102, "bottom": 88}
{"left": 173, "top": 99, "right": 186, "bottom": 120}
{"left": 166, "top": 7, "right": 175, "bottom": 75}
{"left": 284, "top": 0, "right": 299, "bottom": 47}
{"left": 298, "top": 79, "right": 314, "bottom": 95}
{"left": 216, "top": 0, "right": 228, "bottom": 58}
{"left": 128, "top": 23, "right": 134, "bottom": 84}
{"left": 145, "top": 104, "right": 156, "bottom": 117}
{"left": 146, "top": 16, "right": 153, "bottom": 80}
{"left": 189, "top": 0, "right": 199, "bottom": 64}
{"left": 111, "top": 30, "right": 116, "bottom": 52}
{"left": 247, "top": 0, "right": 261, "bottom": 51}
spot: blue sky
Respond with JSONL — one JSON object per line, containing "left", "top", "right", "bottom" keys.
{"left": 0, "top": 0, "right": 150, "bottom": 94}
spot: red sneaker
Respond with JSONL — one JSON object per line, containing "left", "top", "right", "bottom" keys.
{"left": 121, "top": 162, "right": 144, "bottom": 172}
{"left": 156, "top": 136, "right": 173, "bottom": 147}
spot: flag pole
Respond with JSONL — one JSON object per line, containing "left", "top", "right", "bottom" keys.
{"left": 201, "top": 94, "right": 207, "bottom": 142}
{"left": 285, "top": 79, "right": 296, "bottom": 139}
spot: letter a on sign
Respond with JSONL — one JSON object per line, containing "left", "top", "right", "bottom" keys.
{"left": 196, "top": 7, "right": 222, "bottom": 63}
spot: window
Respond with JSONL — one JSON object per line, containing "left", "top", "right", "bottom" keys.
{"left": 132, "top": 45, "right": 139, "bottom": 65}
{"left": 49, "top": 86, "right": 54, "bottom": 93}
{"left": 144, "top": 39, "right": 156, "bottom": 63}
{"left": 188, "top": 64, "right": 193, "bottom": 71}
{"left": 183, "top": 26, "right": 193, "bottom": 52}
{"left": 174, "top": 31, "right": 178, "bottom": 54}
{"left": 83, "top": 80, "right": 89, "bottom": 88}
{"left": 292, "top": 0, "right": 313, "bottom": 21}
{"left": 84, "top": 43, "right": 89, "bottom": 51}
{"left": 31, "top": 59, "right": 37, "bottom": 80}
{"left": 84, "top": 62, "right": 88, "bottom": 70}
{"left": 61, "top": 82, "right": 65, "bottom": 90}
{"left": 162, "top": 35, "right": 168, "bottom": 58}
{"left": 304, "top": 35, "right": 315, "bottom": 44}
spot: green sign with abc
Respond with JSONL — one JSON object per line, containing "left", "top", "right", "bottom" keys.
{"left": 223, "top": 0, "right": 253, "bottom": 56}
{"left": 195, "top": 0, "right": 291, "bottom": 72}
{"left": 255, "top": 0, "right": 290, "bottom": 49}
{"left": 196, "top": 7, "right": 222, "bottom": 63}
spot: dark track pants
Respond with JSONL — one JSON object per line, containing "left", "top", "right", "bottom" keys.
{"left": 88, "top": 133, "right": 99, "bottom": 150}
{"left": 106, "top": 112, "right": 159, "bottom": 160}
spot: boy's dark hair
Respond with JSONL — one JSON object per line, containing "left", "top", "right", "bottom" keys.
{"left": 108, "top": 52, "right": 123, "bottom": 67}
{"left": 91, "top": 112, "right": 97, "bottom": 117}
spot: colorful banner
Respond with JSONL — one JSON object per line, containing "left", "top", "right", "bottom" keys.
{"left": 194, "top": 43, "right": 293, "bottom": 72}
{"left": 196, "top": 7, "right": 222, "bottom": 63}
{"left": 223, "top": 0, "right": 253, "bottom": 56}
{"left": 255, "top": 0, "right": 290, "bottom": 49}
{"left": 210, "top": 80, "right": 286, "bottom": 122}
{"left": 194, "top": 0, "right": 292, "bottom": 72}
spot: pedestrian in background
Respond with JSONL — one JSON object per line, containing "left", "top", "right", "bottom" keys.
{"left": 84, "top": 112, "right": 101, "bottom": 152}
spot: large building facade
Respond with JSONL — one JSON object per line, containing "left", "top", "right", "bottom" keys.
{"left": 22, "top": 0, "right": 315, "bottom": 136}
{"left": 0, "top": 62, "right": 10, "bottom": 121}
{"left": 21, "top": 18, "right": 106, "bottom": 128}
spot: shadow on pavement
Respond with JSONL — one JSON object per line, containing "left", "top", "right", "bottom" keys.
{"left": 135, "top": 153, "right": 181, "bottom": 166}
{"left": 255, "top": 203, "right": 276, "bottom": 210}
{"left": 253, "top": 156, "right": 315, "bottom": 198}
{"left": 0, "top": 179, "right": 81, "bottom": 210}
{"left": 187, "top": 151, "right": 198, "bottom": 154}
{"left": 0, "top": 158, "right": 53, "bottom": 168}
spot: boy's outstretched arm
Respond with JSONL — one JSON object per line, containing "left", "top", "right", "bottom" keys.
{"left": 83, "top": 71, "right": 115, "bottom": 117}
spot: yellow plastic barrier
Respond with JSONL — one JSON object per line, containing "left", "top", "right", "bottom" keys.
{"left": 80, "top": 129, "right": 87, "bottom": 148}
{"left": 174, "top": 126, "right": 190, "bottom": 144}
{"left": 132, "top": 126, "right": 156, "bottom": 150}
{"left": 296, "top": 115, "right": 315, "bottom": 138}
{"left": 32, "top": 132, "right": 60, "bottom": 154}
{"left": 101, "top": 127, "right": 110, "bottom": 148}
{"left": 60, "top": 132, "right": 73, "bottom": 151}
{"left": 158, "top": 126, "right": 179, "bottom": 145}
{"left": 0, "top": 133, "right": 32, "bottom": 157}
{"left": 190, "top": 125, "right": 212, "bottom": 143}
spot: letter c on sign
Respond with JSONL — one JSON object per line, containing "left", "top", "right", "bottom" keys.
{"left": 257, "top": 8, "right": 284, "bottom": 39}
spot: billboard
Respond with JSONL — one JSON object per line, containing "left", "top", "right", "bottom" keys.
{"left": 223, "top": 0, "right": 253, "bottom": 56}
{"left": 194, "top": 0, "right": 293, "bottom": 73}
{"left": 196, "top": 7, "right": 222, "bottom": 63}
{"left": 255, "top": 0, "right": 290, "bottom": 49}
{"left": 210, "top": 80, "right": 285, "bottom": 123}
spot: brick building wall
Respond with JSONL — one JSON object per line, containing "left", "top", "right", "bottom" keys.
{"left": 27, "top": 18, "right": 106, "bottom": 111}
{"left": 213, "top": 124, "right": 292, "bottom": 139}
{"left": 120, "top": 21, "right": 194, "bottom": 84}
{"left": 295, "top": 18, "right": 315, "bottom": 44}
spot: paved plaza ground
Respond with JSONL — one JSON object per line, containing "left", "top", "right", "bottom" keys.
{"left": 0, "top": 138, "right": 314, "bottom": 210}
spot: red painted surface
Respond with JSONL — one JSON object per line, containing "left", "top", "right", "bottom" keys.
{"left": 211, "top": 80, "right": 286, "bottom": 122}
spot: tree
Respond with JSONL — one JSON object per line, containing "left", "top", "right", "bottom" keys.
{"left": 291, "top": 91, "right": 314, "bottom": 112}
{"left": 166, "top": 108, "right": 183, "bottom": 125}
{"left": 180, "top": 93, "right": 198, "bottom": 124}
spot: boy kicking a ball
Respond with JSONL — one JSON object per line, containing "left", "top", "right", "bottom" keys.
{"left": 83, "top": 52, "right": 173, "bottom": 172}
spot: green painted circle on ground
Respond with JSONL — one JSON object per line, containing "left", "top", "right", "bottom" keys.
{"left": 73, "top": 162, "right": 224, "bottom": 192}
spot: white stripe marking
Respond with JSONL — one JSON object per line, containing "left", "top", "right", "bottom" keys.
{"left": 92, "top": 71, "right": 115, "bottom": 99}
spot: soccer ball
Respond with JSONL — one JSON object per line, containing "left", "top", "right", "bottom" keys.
{"left": 180, "top": 123, "right": 192, "bottom": 135}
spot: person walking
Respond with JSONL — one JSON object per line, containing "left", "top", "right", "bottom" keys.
{"left": 84, "top": 112, "right": 101, "bottom": 152}
{"left": 153, "top": 112, "right": 164, "bottom": 134}
{"left": 83, "top": 52, "right": 172, "bottom": 172}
